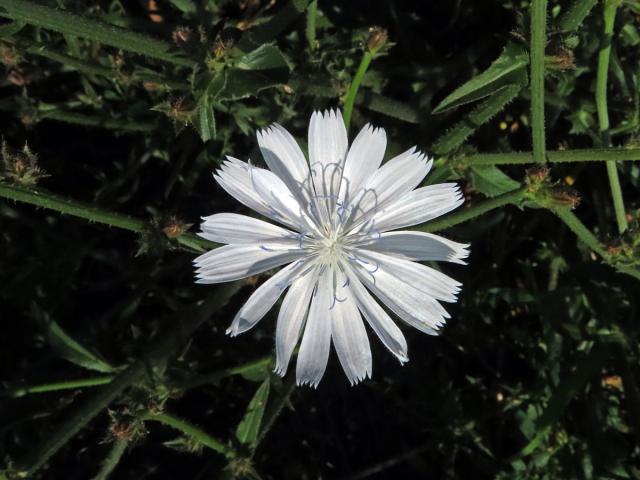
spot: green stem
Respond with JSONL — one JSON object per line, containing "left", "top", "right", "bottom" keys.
{"left": 551, "top": 207, "right": 608, "bottom": 258}
{"left": 255, "top": 374, "right": 296, "bottom": 451}
{"left": 596, "top": 0, "right": 628, "bottom": 234}
{"left": 140, "top": 411, "right": 236, "bottom": 459}
{"left": 0, "top": 183, "right": 217, "bottom": 252}
{"left": 0, "top": 0, "right": 196, "bottom": 67}
{"left": 3, "top": 376, "right": 114, "bottom": 398}
{"left": 414, "top": 187, "right": 528, "bottom": 233}
{"left": 467, "top": 148, "right": 640, "bottom": 165}
{"left": 40, "top": 110, "right": 156, "bottom": 132}
{"left": 11, "top": 283, "right": 241, "bottom": 477}
{"left": 305, "top": 0, "right": 318, "bottom": 50}
{"left": 530, "top": 0, "right": 548, "bottom": 164}
{"left": 178, "top": 356, "right": 273, "bottom": 391}
{"left": 342, "top": 50, "right": 375, "bottom": 130}
{"left": 94, "top": 438, "right": 129, "bottom": 480}
{"left": 22, "top": 42, "right": 190, "bottom": 90}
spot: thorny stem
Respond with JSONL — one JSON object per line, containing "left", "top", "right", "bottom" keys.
{"left": 0, "top": 183, "right": 217, "bottom": 252}
{"left": 10, "top": 283, "right": 241, "bottom": 477}
{"left": 415, "top": 187, "right": 529, "bottom": 233}
{"left": 596, "top": 0, "right": 628, "bottom": 234}
{"left": 94, "top": 438, "right": 129, "bottom": 480}
{"left": 0, "top": 0, "right": 196, "bottom": 67}
{"left": 140, "top": 411, "right": 237, "bottom": 459}
{"left": 530, "top": 0, "right": 548, "bottom": 164}
{"left": 466, "top": 148, "right": 640, "bottom": 165}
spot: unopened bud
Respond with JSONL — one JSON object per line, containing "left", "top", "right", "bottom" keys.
{"left": 162, "top": 217, "right": 191, "bottom": 238}
{"left": 366, "top": 27, "right": 388, "bottom": 53}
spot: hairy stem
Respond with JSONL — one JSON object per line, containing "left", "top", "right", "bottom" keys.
{"left": 0, "top": 0, "right": 196, "bottom": 67}
{"left": 94, "top": 438, "right": 129, "bottom": 480}
{"left": 596, "top": 0, "right": 627, "bottom": 234}
{"left": 530, "top": 0, "right": 548, "bottom": 164}
{"left": 0, "top": 183, "right": 216, "bottom": 252}
{"left": 415, "top": 187, "right": 528, "bottom": 233}
{"left": 140, "top": 411, "right": 236, "bottom": 459}
{"left": 467, "top": 148, "right": 640, "bottom": 165}
{"left": 11, "top": 283, "right": 241, "bottom": 477}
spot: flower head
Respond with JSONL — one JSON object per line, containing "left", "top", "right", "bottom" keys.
{"left": 195, "top": 110, "right": 468, "bottom": 387}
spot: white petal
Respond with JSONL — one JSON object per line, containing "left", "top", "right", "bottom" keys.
{"left": 338, "top": 124, "right": 387, "bottom": 205}
{"left": 350, "top": 252, "right": 455, "bottom": 334}
{"left": 215, "top": 158, "right": 315, "bottom": 233}
{"left": 199, "top": 213, "right": 299, "bottom": 245}
{"left": 330, "top": 276, "right": 372, "bottom": 385}
{"left": 365, "top": 183, "right": 464, "bottom": 233}
{"left": 274, "top": 267, "right": 319, "bottom": 376}
{"left": 344, "top": 148, "right": 432, "bottom": 231}
{"left": 296, "top": 267, "right": 333, "bottom": 387}
{"left": 226, "top": 260, "right": 310, "bottom": 337}
{"left": 249, "top": 165, "right": 320, "bottom": 235}
{"left": 257, "top": 125, "right": 317, "bottom": 221}
{"left": 308, "top": 110, "right": 348, "bottom": 224}
{"left": 194, "top": 244, "right": 305, "bottom": 284}
{"left": 356, "top": 231, "right": 469, "bottom": 264}
{"left": 344, "top": 266, "right": 408, "bottom": 363}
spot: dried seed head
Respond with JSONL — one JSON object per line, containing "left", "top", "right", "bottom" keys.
{"left": 525, "top": 166, "right": 550, "bottom": 191}
{"left": 549, "top": 186, "right": 581, "bottom": 209}
{"left": 0, "top": 43, "right": 19, "bottom": 67}
{"left": 172, "top": 26, "right": 193, "bottom": 44}
{"left": 1, "top": 141, "right": 48, "bottom": 186}
{"left": 162, "top": 217, "right": 192, "bottom": 238}
{"left": 545, "top": 49, "right": 575, "bottom": 71}
{"left": 7, "top": 69, "right": 31, "bottom": 86}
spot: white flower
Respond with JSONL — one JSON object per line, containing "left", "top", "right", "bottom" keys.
{"left": 195, "top": 109, "right": 468, "bottom": 387}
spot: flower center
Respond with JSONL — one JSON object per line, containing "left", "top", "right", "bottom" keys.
{"left": 316, "top": 231, "right": 347, "bottom": 266}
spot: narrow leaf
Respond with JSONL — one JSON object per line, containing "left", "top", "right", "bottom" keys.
{"left": 469, "top": 165, "right": 520, "bottom": 197}
{"left": 44, "top": 318, "right": 115, "bottom": 373}
{"left": 433, "top": 42, "right": 528, "bottom": 113}
{"left": 235, "top": 378, "right": 271, "bottom": 448}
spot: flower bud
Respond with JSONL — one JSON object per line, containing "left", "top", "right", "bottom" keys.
{"left": 367, "top": 27, "right": 388, "bottom": 53}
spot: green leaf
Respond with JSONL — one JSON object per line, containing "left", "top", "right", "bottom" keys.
{"left": 235, "top": 44, "right": 290, "bottom": 71}
{"left": 167, "top": 0, "right": 196, "bottom": 14}
{"left": 235, "top": 378, "right": 271, "bottom": 448}
{"left": 0, "top": 20, "right": 25, "bottom": 38}
{"left": 469, "top": 165, "right": 520, "bottom": 197}
{"left": 44, "top": 318, "right": 115, "bottom": 373}
{"left": 218, "top": 68, "right": 288, "bottom": 101}
{"left": 432, "top": 83, "right": 522, "bottom": 155}
{"left": 433, "top": 42, "right": 528, "bottom": 114}
{"left": 192, "top": 73, "right": 226, "bottom": 142}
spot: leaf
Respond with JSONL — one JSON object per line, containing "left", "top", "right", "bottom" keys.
{"left": 433, "top": 42, "right": 528, "bottom": 114}
{"left": 218, "top": 68, "right": 288, "bottom": 101}
{"left": 469, "top": 165, "right": 520, "bottom": 197}
{"left": 231, "top": 357, "right": 272, "bottom": 382}
{"left": 192, "top": 72, "right": 226, "bottom": 142}
{"left": 432, "top": 83, "right": 522, "bottom": 154}
{"left": 235, "top": 44, "right": 290, "bottom": 71}
{"left": 235, "top": 378, "right": 271, "bottom": 448}
{"left": 0, "top": 20, "right": 25, "bottom": 38}
{"left": 44, "top": 318, "right": 116, "bottom": 373}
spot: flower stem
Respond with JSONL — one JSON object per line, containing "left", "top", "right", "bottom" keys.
{"left": 11, "top": 283, "right": 241, "bottom": 477}
{"left": 467, "top": 148, "right": 640, "bottom": 165}
{"left": 416, "top": 187, "right": 528, "bottom": 233}
{"left": 530, "top": 0, "right": 548, "bottom": 164}
{"left": 140, "top": 411, "right": 236, "bottom": 459}
{"left": 40, "top": 110, "right": 156, "bottom": 133}
{"left": 596, "top": 0, "right": 628, "bottom": 234}
{"left": 94, "top": 438, "right": 129, "bottom": 480}
{"left": 178, "top": 356, "right": 273, "bottom": 391}
{"left": 0, "top": 0, "right": 196, "bottom": 67}
{"left": 342, "top": 51, "right": 375, "bottom": 131}
{"left": 3, "top": 376, "right": 114, "bottom": 398}
{"left": 0, "top": 183, "right": 216, "bottom": 252}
